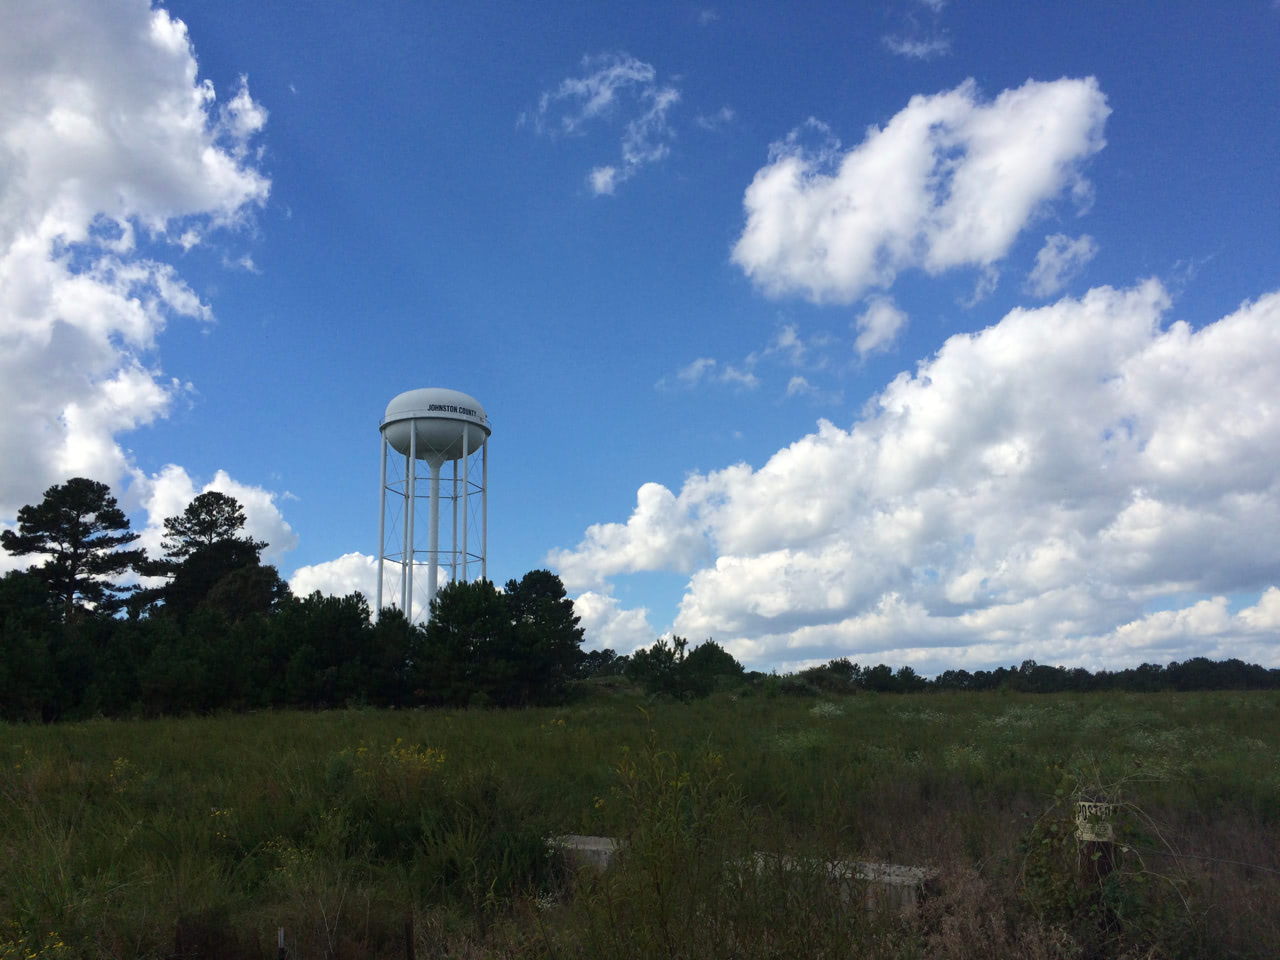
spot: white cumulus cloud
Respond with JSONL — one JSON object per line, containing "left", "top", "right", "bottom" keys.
{"left": 550, "top": 281, "right": 1280, "bottom": 672}
{"left": 289, "top": 552, "right": 379, "bottom": 602}
{"left": 548, "top": 481, "right": 713, "bottom": 590}
{"left": 1083, "top": 589, "right": 1280, "bottom": 670}
{"left": 731, "top": 77, "right": 1109, "bottom": 304}
{"left": 287, "top": 554, "right": 494, "bottom": 617}
{"left": 0, "top": 0, "right": 270, "bottom": 522}
{"left": 572, "top": 590, "right": 659, "bottom": 653}
{"left": 134, "top": 465, "right": 298, "bottom": 565}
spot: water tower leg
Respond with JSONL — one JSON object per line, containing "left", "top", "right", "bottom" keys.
{"left": 461, "top": 424, "right": 470, "bottom": 582}
{"left": 405, "top": 427, "right": 417, "bottom": 621}
{"left": 450, "top": 457, "right": 458, "bottom": 584}
{"left": 428, "top": 460, "right": 441, "bottom": 608}
{"left": 376, "top": 434, "right": 387, "bottom": 621}
{"left": 482, "top": 440, "right": 488, "bottom": 583}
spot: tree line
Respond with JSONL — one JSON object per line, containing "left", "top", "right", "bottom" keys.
{"left": 0, "top": 478, "right": 586, "bottom": 720}
{"left": 3, "top": 478, "right": 1277, "bottom": 721}
{"left": 582, "top": 646, "right": 1280, "bottom": 698}
{"left": 776, "top": 655, "right": 1280, "bottom": 695}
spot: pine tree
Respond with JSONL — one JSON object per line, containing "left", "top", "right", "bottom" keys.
{"left": 140, "top": 491, "right": 284, "bottom": 623}
{"left": 1, "top": 478, "right": 143, "bottom": 621}
{"left": 160, "top": 491, "right": 265, "bottom": 560}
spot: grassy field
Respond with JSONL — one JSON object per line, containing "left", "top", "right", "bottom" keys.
{"left": 2, "top": 688, "right": 1278, "bottom": 958}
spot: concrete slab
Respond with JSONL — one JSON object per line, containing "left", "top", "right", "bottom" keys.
{"left": 550, "top": 834, "right": 623, "bottom": 873}
{"left": 547, "top": 836, "right": 937, "bottom": 916}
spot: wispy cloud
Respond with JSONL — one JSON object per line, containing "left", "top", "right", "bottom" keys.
{"left": 658, "top": 323, "right": 848, "bottom": 399}
{"left": 883, "top": 0, "right": 951, "bottom": 61}
{"left": 854, "top": 296, "right": 908, "bottom": 357}
{"left": 656, "top": 356, "right": 759, "bottom": 391}
{"left": 1025, "top": 233, "right": 1099, "bottom": 297}
{"left": 527, "top": 52, "right": 681, "bottom": 195}
{"left": 531, "top": 52, "right": 656, "bottom": 134}
{"left": 784, "top": 375, "right": 844, "bottom": 406}
{"left": 882, "top": 35, "right": 951, "bottom": 60}
{"left": 764, "top": 323, "right": 839, "bottom": 370}
{"left": 695, "top": 106, "right": 735, "bottom": 131}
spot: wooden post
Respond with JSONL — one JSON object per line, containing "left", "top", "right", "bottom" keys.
{"left": 1075, "top": 802, "right": 1118, "bottom": 885}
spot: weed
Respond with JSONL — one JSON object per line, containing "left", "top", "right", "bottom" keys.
{"left": 1018, "top": 765, "right": 1200, "bottom": 958}
{"left": 0, "top": 692, "right": 1276, "bottom": 956}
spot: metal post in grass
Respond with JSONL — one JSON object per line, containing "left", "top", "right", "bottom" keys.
{"left": 404, "top": 909, "right": 416, "bottom": 960}
{"left": 277, "top": 926, "right": 286, "bottom": 960}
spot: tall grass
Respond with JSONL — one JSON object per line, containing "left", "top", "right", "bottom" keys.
{"left": 2, "top": 690, "right": 1278, "bottom": 957}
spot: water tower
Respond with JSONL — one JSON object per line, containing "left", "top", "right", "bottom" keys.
{"left": 376, "top": 387, "right": 491, "bottom": 622}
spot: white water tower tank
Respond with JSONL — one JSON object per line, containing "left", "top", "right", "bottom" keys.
{"left": 376, "top": 388, "right": 491, "bottom": 622}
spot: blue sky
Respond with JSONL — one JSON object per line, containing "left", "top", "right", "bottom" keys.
{"left": 2, "top": 0, "right": 1279, "bottom": 673}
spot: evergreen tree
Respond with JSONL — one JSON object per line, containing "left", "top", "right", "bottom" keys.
{"left": 626, "top": 636, "right": 687, "bottom": 697}
{"left": 1, "top": 478, "right": 143, "bottom": 621}
{"left": 160, "top": 491, "right": 265, "bottom": 561}
{"left": 682, "top": 639, "right": 744, "bottom": 696}
{"left": 0, "top": 570, "right": 58, "bottom": 719}
{"left": 421, "top": 579, "right": 511, "bottom": 706}
{"left": 141, "top": 491, "right": 287, "bottom": 623}
{"left": 503, "top": 569, "right": 585, "bottom": 705}
{"left": 579, "top": 647, "right": 626, "bottom": 677}
{"left": 627, "top": 636, "right": 743, "bottom": 699}
{"left": 421, "top": 571, "right": 585, "bottom": 707}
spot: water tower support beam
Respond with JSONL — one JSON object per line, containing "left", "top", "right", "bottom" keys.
{"left": 376, "top": 434, "right": 387, "bottom": 620}
{"left": 450, "top": 457, "right": 458, "bottom": 584}
{"left": 428, "top": 460, "right": 441, "bottom": 607}
{"left": 405, "top": 426, "right": 417, "bottom": 621}
{"left": 482, "top": 439, "right": 488, "bottom": 583}
{"left": 462, "top": 423, "right": 470, "bottom": 582}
